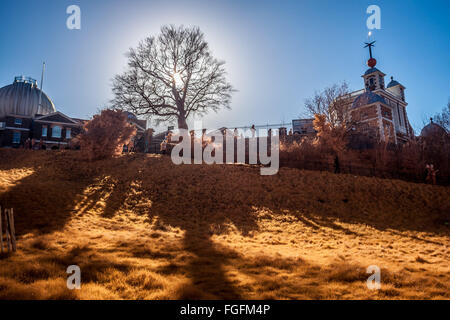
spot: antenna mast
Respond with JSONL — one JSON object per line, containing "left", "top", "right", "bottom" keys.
{"left": 38, "top": 62, "right": 45, "bottom": 109}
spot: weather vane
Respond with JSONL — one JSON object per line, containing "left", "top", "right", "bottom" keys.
{"left": 364, "top": 41, "right": 377, "bottom": 68}
{"left": 364, "top": 41, "right": 376, "bottom": 59}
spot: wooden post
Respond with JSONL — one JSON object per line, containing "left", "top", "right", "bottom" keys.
{"left": 8, "top": 209, "right": 16, "bottom": 252}
{"left": 4, "top": 209, "right": 11, "bottom": 252}
{"left": 0, "top": 206, "right": 3, "bottom": 253}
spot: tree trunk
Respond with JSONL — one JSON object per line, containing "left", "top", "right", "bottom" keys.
{"left": 177, "top": 116, "right": 188, "bottom": 130}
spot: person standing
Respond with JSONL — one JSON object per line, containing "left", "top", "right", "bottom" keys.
{"left": 160, "top": 139, "right": 167, "bottom": 154}
{"left": 251, "top": 125, "right": 256, "bottom": 138}
{"left": 334, "top": 155, "right": 341, "bottom": 174}
{"left": 425, "top": 164, "right": 438, "bottom": 185}
{"left": 430, "top": 164, "right": 438, "bottom": 185}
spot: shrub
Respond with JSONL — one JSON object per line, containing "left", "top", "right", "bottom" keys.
{"left": 78, "top": 109, "right": 136, "bottom": 160}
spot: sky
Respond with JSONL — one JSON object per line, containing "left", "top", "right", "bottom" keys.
{"left": 0, "top": 0, "right": 448, "bottom": 133}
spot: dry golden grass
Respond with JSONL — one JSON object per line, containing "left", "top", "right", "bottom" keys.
{"left": 0, "top": 149, "right": 448, "bottom": 300}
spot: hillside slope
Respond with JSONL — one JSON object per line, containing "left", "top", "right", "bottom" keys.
{"left": 0, "top": 149, "right": 448, "bottom": 299}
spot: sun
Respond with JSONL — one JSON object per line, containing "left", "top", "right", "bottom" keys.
{"left": 172, "top": 72, "right": 183, "bottom": 86}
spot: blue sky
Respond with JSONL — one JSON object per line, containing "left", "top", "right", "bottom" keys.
{"left": 0, "top": 0, "right": 448, "bottom": 133}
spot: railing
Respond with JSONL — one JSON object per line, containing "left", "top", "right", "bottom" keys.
{"left": 14, "top": 76, "right": 38, "bottom": 86}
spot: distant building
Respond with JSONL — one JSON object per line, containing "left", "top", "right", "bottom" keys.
{"left": 292, "top": 118, "right": 316, "bottom": 136}
{"left": 0, "top": 76, "right": 83, "bottom": 149}
{"left": 123, "top": 111, "right": 147, "bottom": 134}
{"left": 122, "top": 111, "right": 153, "bottom": 152}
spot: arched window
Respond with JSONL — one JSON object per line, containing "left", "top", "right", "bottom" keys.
{"left": 52, "top": 126, "right": 62, "bottom": 138}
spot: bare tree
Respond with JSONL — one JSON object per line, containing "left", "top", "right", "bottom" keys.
{"left": 303, "top": 82, "right": 352, "bottom": 128}
{"left": 432, "top": 100, "right": 450, "bottom": 131}
{"left": 112, "top": 25, "right": 234, "bottom": 130}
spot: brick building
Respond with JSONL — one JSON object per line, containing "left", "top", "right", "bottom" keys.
{"left": 0, "top": 76, "right": 149, "bottom": 150}
{"left": 0, "top": 76, "right": 83, "bottom": 149}
{"left": 339, "top": 43, "right": 414, "bottom": 144}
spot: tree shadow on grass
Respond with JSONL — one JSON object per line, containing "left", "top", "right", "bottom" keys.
{"left": 2, "top": 150, "right": 448, "bottom": 299}
{"left": 0, "top": 150, "right": 103, "bottom": 236}
{"left": 73, "top": 156, "right": 449, "bottom": 298}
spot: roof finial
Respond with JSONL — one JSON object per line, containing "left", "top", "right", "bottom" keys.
{"left": 391, "top": 76, "right": 394, "bottom": 81}
{"left": 430, "top": 117, "right": 433, "bottom": 124}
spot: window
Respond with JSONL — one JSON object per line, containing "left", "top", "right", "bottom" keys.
{"left": 66, "top": 128, "right": 71, "bottom": 139}
{"left": 0, "top": 122, "right": 5, "bottom": 129}
{"left": 52, "top": 126, "right": 62, "bottom": 138}
{"left": 14, "top": 118, "right": 22, "bottom": 125}
{"left": 12, "top": 131, "right": 21, "bottom": 144}
{"left": 379, "top": 75, "right": 384, "bottom": 89}
{"left": 397, "top": 104, "right": 403, "bottom": 126}
{"left": 42, "top": 126, "right": 48, "bottom": 137}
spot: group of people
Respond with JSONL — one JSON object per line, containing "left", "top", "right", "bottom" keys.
{"left": 23, "top": 138, "right": 45, "bottom": 150}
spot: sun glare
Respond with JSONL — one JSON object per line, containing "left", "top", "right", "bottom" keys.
{"left": 172, "top": 72, "right": 183, "bottom": 86}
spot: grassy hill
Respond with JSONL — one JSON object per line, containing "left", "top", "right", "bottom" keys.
{"left": 0, "top": 149, "right": 448, "bottom": 299}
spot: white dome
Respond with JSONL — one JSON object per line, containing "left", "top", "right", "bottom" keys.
{"left": 0, "top": 76, "right": 56, "bottom": 118}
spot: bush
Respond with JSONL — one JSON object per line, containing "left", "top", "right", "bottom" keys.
{"left": 78, "top": 109, "right": 136, "bottom": 161}
{"left": 279, "top": 132, "right": 450, "bottom": 185}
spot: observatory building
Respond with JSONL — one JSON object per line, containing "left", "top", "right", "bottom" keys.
{"left": 340, "top": 42, "right": 414, "bottom": 144}
{"left": 0, "top": 76, "right": 83, "bottom": 148}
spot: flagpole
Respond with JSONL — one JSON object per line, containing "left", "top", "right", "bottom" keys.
{"left": 38, "top": 62, "right": 45, "bottom": 110}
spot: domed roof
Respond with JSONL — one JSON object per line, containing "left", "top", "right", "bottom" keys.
{"left": 364, "top": 67, "right": 382, "bottom": 76}
{"left": 352, "top": 90, "right": 387, "bottom": 109}
{"left": 0, "top": 76, "right": 56, "bottom": 118}
{"left": 420, "top": 119, "right": 448, "bottom": 138}
{"left": 387, "top": 77, "right": 404, "bottom": 89}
